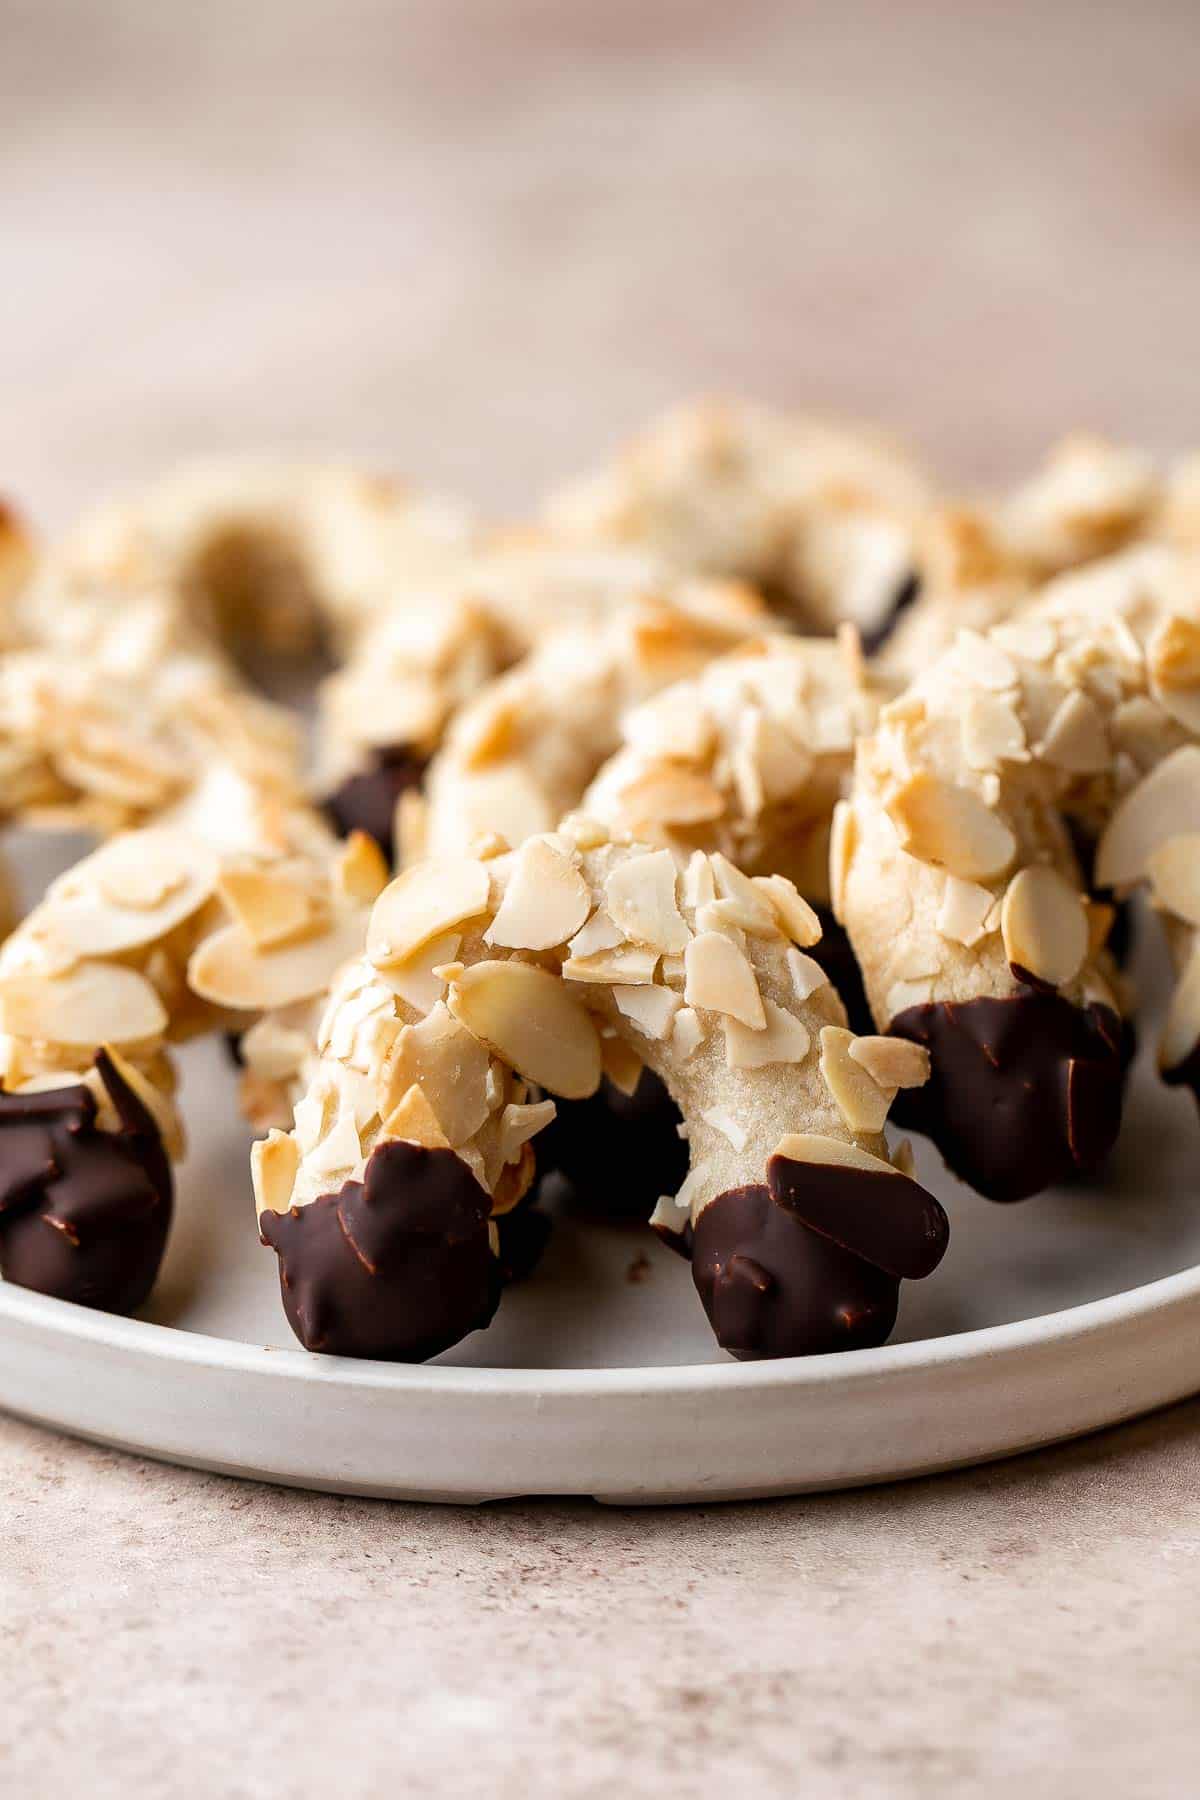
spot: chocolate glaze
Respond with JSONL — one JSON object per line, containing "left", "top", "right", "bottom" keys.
{"left": 1163, "top": 1040, "right": 1200, "bottom": 1111}
{"left": 323, "top": 745, "right": 428, "bottom": 860}
{"left": 692, "top": 1183, "right": 901, "bottom": 1359}
{"left": 860, "top": 569, "right": 922, "bottom": 657}
{"left": 259, "top": 1138, "right": 499, "bottom": 1360}
{"left": 889, "top": 990, "right": 1126, "bottom": 1202}
{"left": 766, "top": 1153, "right": 948, "bottom": 1279}
{"left": 0, "top": 1051, "right": 172, "bottom": 1314}
{"left": 536, "top": 1068, "right": 688, "bottom": 1223}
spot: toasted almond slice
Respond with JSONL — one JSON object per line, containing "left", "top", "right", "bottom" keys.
{"left": 374, "top": 930, "right": 460, "bottom": 1013}
{"left": 613, "top": 982, "right": 681, "bottom": 1039}
{"left": 615, "top": 764, "right": 726, "bottom": 831}
{"left": 771, "top": 1131, "right": 899, "bottom": 1176}
{"left": 251, "top": 1129, "right": 300, "bottom": 1217}
{"left": 701, "top": 1106, "right": 747, "bottom": 1151}
{"left": 367, "top": 857, "right": 491, "bottom": 968}
{"left": 218, "top": 867, "right": 316, "bottom": 950}
{"left": 954, "top": 629, "right": 1018, "bottom": 691}
{"left": 723, "top": 1000, "right": 811, "bottom": 1069}
{"left": 378, "top": 1083, "right": 452, "bottom": 1151}
{"left": 683, "top": 931, "right": 765, "bottom": 1029}
{"left": 188, "top": 908, "right": 369, "bottom": 1011}
{"left": 936, "top": 875, "right": 996, "bottom": 947}
{"left": 447, "top": 960, "right": 602, "bottom": 1099}
{"left": 335, "top": 831, "right": 390, "bottom": 905}
{"left": 819, "top": 1025, "right": 893, "bottom": 1134}
{"left": 1147, "top": 835, "right": 1200, "bottom": 926}
{"left": 848, "top": 1035, "right": 930, "bottom": 1090}
{"left": 567, "top": 908, "right": 624, "bottom": 960}
{"left": 888, "top": 772, "right": 1017, "bottom": 881}
{"left": 829, "top": 800, "right": 857, "bottom": 923}
{"left": 1161, "top": 940, "right": 1200, "bottom": 1071}
{"left": 306, "top": 1111, "right": 363, "bottom": 1179}
{"left": 962, "top": 693, "right": 1026, "bottom": 771}
{"left": 1096, "top": 747, "right": 1200, "bottom": 888}
{"left": 562, "top": 944, "right": 659, "bottom": 985}
{"left": 1149, "top": 614, "right": 1200, "bottom": 733}
{"left": 1039, "top": 690, "right": 1110, "bottom": 774}
{"left": 37, "top": 831, "right": 219, "bottom": 957}
{"left": 671, "top": 1006, "right": 706, "bottom": 1058}
{"left": 787, "top": 948, "right": 829, "bottom": 1003}
{"left": 891, "top": 1138, "right": 916, "bottom": 1178}
{"left": 601, "top": 1033, "right": 644, "bottom": 1096}
{"left": 681, "top": 851, "right": 717, "bottom": 911}
{"left": 556, "top": 812, "right": 610, "bottom": 852}
{"left": 377, "top": 1003, "right": 492, "bottom": 1147}
{"left": 1000, "top": 865, "right": 1088, "bottom": 987}
{"left": 486, "top": 837, "right": 590, "bottom": 951}
{"left": 711, "top": 854, "right": 777, "bottom": 934}
{"left": 0, "top": 963, "right": 168, "bottom": 1047}
{"left": 497, "top": 1098, "right": 557, "bottom": 1166}
{"left": 752, "top": 874, "right": 821, "bottom": 946}
{"left": 604, "top": 850, "right": 690, "bottom": 953}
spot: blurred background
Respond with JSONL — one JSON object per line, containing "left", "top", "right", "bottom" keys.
{"left": 2, "top": 0, "right": 1198, "bottom": 527}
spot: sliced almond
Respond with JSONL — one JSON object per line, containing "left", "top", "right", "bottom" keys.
{"left": 1161, "top": 940, "right": 1200, "bottom": 1071}
{"left": 251, "top": 1128, "right": 300, "bottom": 1217}
{"left": 819, "top": 1025, "right": 892, "bottom": 1134}
{"left": 615, "top": 764, "right": 726, "bottom": 832}
{"left": 961, "top": 693, "right": 1026, "bottom": 771}
{"left": 829, "top": 800, "right": 858, "bottom": 923}
{"left": 710, "top": 854, "right": 777, "bottom": 935}
{"left": 1149, "top": 614, "right": 1200, "bottom": 733}
{"left": 786, "top": 948, "right": 829, "bottom": 1003}
{"left": 366, "top": 857, "right": 491, "bottom": 968}
{"left": 305, "top": 1111, "right": 363, "bottom": 1179}
{"left": 0, "top": 962, "right": 168, "bottom": 1048}
{"left": 335, "top": 831, "right": 390, "bottom": 905}
{"left": 954, "top": 629, "right": 1018, "bottom": 691}
{"left": 752, "top": 874, "right": 821, "bottom": 946}
{"left": 701, "top": 1106, "right": 747, "bottom": 1151}
{"left": 681, "top": 851, "right": 717, "bottom": 912}
{"left": 601, "top": 1033, "right": 644, "bottom": 1096}
{"left": 378, "top": 1082, "right": 452, "bottom": 1151}
{"left": 37, "top": 832, "right": 219, "bottom": 958}
{"left": 848, "top": 1035, "right": 930, "bottom": 1090}
{"left": 218, "top": 867, "right": 316, "bottom": 951}
{"left": 888, "top": 771, "right": 1017, "bottom": 881}
{"left": 1096, "top": 746, "right": 1200, "bottom": 888}
{"left": 935, "top": 874, "right": 996, "bottom": 947}
{"left": 671, "top": 1006, "right": 706, "bottom": 1058}
{"left": 562, "top": 944, "right": 659, "bottom": 985}
{"left": 1147, "top": 835, "right": 1200, "bottom": 926}
{"left": 771, "top": 1131, "right": 898, "bottom": 1176}
{"left": 446, "top": 960, "right": 602, "bottom": 1099}
{"left": 613, "top": 983, "right": 681, "bottom": 1039}
{"left": 1039, "top": 690, "right": 1110, "bottom": 774}
{"left": 683, "top": 931, "right": 765, "bottom": 1029}
{"left": 604, "top": 850, "right": 690, "bottom": 953}
{"left": 1000, "top": 865, "right": 1088, "bottom": 987}
{"left": 374, "top": 929, "right": 460, "bottom": 1013}
{"left": 567, "top": 908, "right": 624, "bottom": 960}
{"left": 486, "top": 837, "right": 590, "bottom": 952}
{"left": 723, "top": 1000, "right": 811, "bottom": 1069}
{"left": 376, "top": 1002, "right": 493, "bottom": 1146}
{"left": 497, "top": 1098, "right": 557, "bottom": 1166}
{"left": 188, "top": 907, "right": 369, "bottom": 1011}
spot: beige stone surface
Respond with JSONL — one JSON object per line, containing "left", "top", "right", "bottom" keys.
{"left": 2, "top": 1, "right": 1200, "bottom": 1792}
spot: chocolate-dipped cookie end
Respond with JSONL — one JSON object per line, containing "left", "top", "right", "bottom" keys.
{"left": 259, "top": 1138, "right": 499, "bottom": 1361}
{"left": 323, "top": 745, "right": 428, "bottom": 861}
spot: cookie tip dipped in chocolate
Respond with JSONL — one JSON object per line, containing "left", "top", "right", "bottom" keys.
{"left": 691, "top": 1148, "right": 947, "bottom": 1360}
{"left": 323, "top": 745, "right": 427, "bottom": 861}
{"left": 259, "top": 1137, "right": 500, "bottom": 1361}
{"left": 0, "top": 1050, "right": 173, "bottom": 1315}
{"left": 888, "top": 987, "right": 1127, "bottom": 1203}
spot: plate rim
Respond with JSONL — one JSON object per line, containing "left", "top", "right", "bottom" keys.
{"left": 3, "top": 1249, "right": 1199, "bottom": 1395}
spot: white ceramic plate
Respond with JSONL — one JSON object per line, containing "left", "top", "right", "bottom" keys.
{"left": 0, "top": 843, "right": 1198, "bottom": 1502}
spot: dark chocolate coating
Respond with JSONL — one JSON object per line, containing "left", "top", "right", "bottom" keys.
{"left": 766, "top": 1153, "right": 948, "bottom": 1280}
{"left": 889, "top": 990, "right": 1126, "bottom": 1203}
{"left": 0, "top": 1052, "right": 173, "bottom": 1314}
{"left": 536, "top": 1067, "right": 688, "bottom": 1222}
{"left": 860, "top": 569, "right": 922, "bottom": 657}
{"left": 323, "top": 745, "right": 428, "bottom": 861}
{"left": 1163, "top": 1040, "right": 1200, "bottom": 1111}
{"left": 259, "top": 1139, "right": 499, "bottom": 1360}
{"left": 692, "top": 1184, "right": 901, "bottom": 1359}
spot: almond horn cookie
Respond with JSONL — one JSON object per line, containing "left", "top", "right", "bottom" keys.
{"left": 252, "top": 823, "right": 948, "bottom": 1362}
{"left": 0, "top": 788, "right": 381, "bottom": 1314}
{"left": 836, "top": 544, "right": 1200, "bottom": 1201}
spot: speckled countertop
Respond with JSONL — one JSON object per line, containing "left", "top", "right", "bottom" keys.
{"left": 3, "top": 2, "right": 1200, "bottom": 1792}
